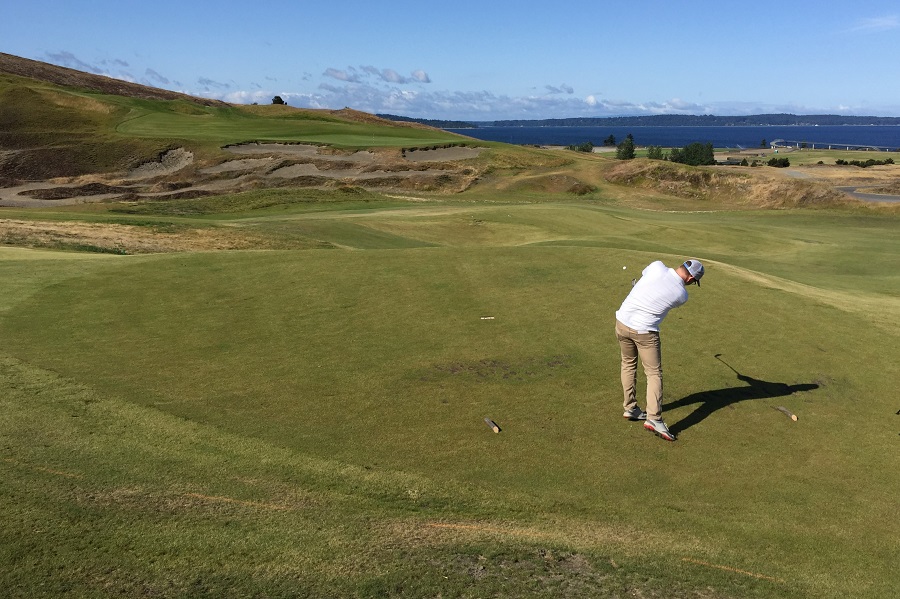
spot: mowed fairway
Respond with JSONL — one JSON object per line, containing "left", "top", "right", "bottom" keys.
{"left": 1, "top": 201, "right": 898, "bottom": 598}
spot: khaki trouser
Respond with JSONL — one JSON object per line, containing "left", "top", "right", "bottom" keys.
{"left": 615, "top": 320, "right": 663, "bottom": 420}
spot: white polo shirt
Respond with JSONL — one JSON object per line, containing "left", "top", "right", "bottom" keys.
{"left": 615, "top": 261, "right": 688, "bottom": 333}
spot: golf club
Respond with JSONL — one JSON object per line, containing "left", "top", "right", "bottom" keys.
{"left": 713, "top": 353, "right": 740, "bottom": 375}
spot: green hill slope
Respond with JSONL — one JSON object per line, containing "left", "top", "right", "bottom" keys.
{"left": 0, "top": 53, "right": 468, "bottom": 180}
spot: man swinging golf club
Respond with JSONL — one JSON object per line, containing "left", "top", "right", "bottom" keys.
{"left": 615, "top": 259, "right": 705, "bottom": 441}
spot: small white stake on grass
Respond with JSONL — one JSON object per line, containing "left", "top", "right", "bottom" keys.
{"left": 484, "top": 418, "right": 501, "bottom": 433}
{"left": 481, "top": 316, "right": 495, "bottom": 320}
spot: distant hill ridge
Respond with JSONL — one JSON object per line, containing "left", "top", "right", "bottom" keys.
{"left": 0, "top": 52, "right": 227, "bottom": 106}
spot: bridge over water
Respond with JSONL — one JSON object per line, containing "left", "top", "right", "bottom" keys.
{"left": 770, "top": 139, "right": 899, "bottom": 152}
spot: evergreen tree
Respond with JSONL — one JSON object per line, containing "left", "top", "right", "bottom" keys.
{"left": 670, "top": 142, "right": 715, "bottom": 166}
{"left": 647, "top": 145, "right": 665, "bottom": 160}
{"left": 616, "top": 134, "right": 636, "bottom": 160}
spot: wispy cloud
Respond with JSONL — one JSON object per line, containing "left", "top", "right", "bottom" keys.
{"left": 44, "top": 50, "right": 144, "bottom": 84}
{"left": 326, "top": 65, "right": 430, "bottom": 85}
{"left": 45, "top": 51, "right": 104, "bottom": 74}
{"left": 197, "top": 77, "right": 230, "bottom": 91}
{"left": 144, "top": 68, "right": 170, "bottom": 86}
{"left": 324, "top": 67, "right": 361, "bottom": 83}
{"left": 850, "top": 15, "right": 899, "bottom": 32}
{"left": 545, "top": 84, "right": 574, "bottom": 95}
{"left": 102, "top": 58, "right": 130, "bottom": 69}
{"left": 411, "top": 70, "right": 430, "bottom": 83}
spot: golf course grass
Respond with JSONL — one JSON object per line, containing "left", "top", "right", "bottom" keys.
{"left": 1, "top": 195, "right": 898, "bottom": 598}
{"left": 2, "top": 60, "right": 899, "bottom": 597}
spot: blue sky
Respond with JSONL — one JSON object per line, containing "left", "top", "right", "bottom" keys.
{"left": 3, "top": 1, "right": 899, "bottom": 120}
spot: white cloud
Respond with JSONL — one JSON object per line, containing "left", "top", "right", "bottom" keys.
{"left": 850, "top": 15, "right": 899, "bottom": 32}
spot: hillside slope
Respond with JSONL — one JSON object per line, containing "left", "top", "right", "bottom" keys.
{"left": 0, "top": 53, "right": 499, "bottom": 194}
{"left": 0, "top": 52, "right": 227, "bottom": 106}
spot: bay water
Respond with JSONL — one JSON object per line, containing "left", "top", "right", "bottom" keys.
{"left": 445, "top": 125, "right": 900, "bottom": 151}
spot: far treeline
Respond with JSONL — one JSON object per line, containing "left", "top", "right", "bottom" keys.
{"left": 567, "top": 135, "right": 720, "bottom": 166}
{"left": 376, "top": 114, "right": 478, "bottom": 129}
{"left": 569, "top": 136, "right": 777, "bottom": 167}
{"left": 569, "top": 136, "right": 895, "bottom": 169}
{"left": 485, "top": 113, "right": 900, "bottom": 127}
{"left": 379, "top": 113, "right": 900, "bottom": 128}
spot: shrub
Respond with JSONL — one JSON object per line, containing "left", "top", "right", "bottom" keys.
{"left": 567, "top": 141, "right": 594, "bottom": 153}
{"left": 836, "top": 158, "right": 894, "bottom": 168}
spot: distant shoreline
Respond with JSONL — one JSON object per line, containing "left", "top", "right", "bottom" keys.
{"left": 379, "top": 113, "right": 900, "bottom": 129}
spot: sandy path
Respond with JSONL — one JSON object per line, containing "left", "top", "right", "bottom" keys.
{"left": 403, "top": 147, "right": 483, "bottom": 162}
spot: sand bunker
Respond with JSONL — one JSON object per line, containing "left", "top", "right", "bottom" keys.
{"left": 404, "top": 147, "right": 483, "bottom": 162}
{"left": 200, "top": 157, "right": 274, "bottom": 174}
{"left": 269, "top": 164, "right": 450, "bottom": 180}
{"left": 127, "top": 148, "right": 193, "bottom": 179}
{"left": 0, "top": 142, "right": 486, "bottom": 206}
{"left": 269, "top": 164, "right": 323, "bottom": 178}
{"left": 226, "top": 143, "right": 376, "bottom": 163}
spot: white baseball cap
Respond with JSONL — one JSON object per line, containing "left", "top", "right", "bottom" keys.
{"left": 683, "top": 260, "right": 705, "bottom": 285}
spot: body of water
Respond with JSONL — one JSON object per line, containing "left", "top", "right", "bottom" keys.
{"left": 445, "top": 125, "right": 900, "bottom": 151}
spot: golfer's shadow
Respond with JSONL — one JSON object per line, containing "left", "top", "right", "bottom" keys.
{"left": 667, "top": 370, "right": 818, "bottom": 435}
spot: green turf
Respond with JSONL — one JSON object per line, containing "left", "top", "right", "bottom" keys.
{"left": 116, "top": 105, "right": 465, "bottom": 147}
{"left": 1, "top": 199, "right": 898, "bottom": 598}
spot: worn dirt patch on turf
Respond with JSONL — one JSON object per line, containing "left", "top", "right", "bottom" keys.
{"left": 420, "top": 355, "right": 572, "bottom": 382}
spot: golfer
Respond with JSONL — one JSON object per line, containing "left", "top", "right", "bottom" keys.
{"left": 615, "top": 259, "right": 705, "bottom": 441}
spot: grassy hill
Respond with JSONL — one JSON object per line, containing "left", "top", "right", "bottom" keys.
{"left": 0, "top": 52, "right": 472, "bottom": 180}
{"left": 1, "top": 54, "right": 899, "bottom": 598}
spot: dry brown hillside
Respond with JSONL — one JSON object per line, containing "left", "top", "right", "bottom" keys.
{"left": 0, "top": 52, "right": 227, "bottom": 106}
